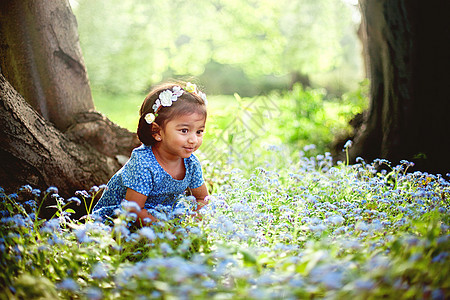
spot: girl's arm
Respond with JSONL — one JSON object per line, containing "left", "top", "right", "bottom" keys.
{"left": 125, "top": 188, "right": 159, "bottom": 226}
{"left": 190, "top": 183, "right": 209, "bottom": 211}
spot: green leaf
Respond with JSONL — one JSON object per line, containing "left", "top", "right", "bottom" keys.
{"left": 240, "top": 250, "right": 257, "bottom": 266}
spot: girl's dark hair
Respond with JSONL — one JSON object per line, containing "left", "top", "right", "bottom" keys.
{"left": 137, "top": 82, "right": 207, "bottom": 146}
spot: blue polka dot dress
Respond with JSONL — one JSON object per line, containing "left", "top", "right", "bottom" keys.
{"left": 92, "top": 144, "right": 204, "bottom": 220}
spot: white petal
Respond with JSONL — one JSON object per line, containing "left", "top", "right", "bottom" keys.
{"left": 144, "top": 113, "right": 156, "bottom": 124}
{"left": 159, "top": 90, "right": 173, "bottom": 106}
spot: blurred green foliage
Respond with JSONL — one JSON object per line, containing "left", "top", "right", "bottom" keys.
{"left": 74, "top": 0, "right": 367, "bottom": 155}
{"left": 278, "top": 80, "right": 368, "bottom": 149}
{"left": 72, "top": 0, "right": 363, "bottom": 96}
{"left": 92, "top": 89, "right": 143, "bottom": 131}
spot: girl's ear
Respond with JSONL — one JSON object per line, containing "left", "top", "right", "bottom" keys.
{"left": 151, "top": 122, "right": 162, "bottom": 141}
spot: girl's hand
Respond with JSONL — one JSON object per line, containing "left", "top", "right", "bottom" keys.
{"left": 125, "top": 188, "right": 159, "bottom": 226}
{"left": 190, "top": 184, "right": 209, "bottom": 222}
{"left": 196, "top": 198, "right": 208, "bottom": 211}
{"left": 190, "top": 184, "right": 209, "bottom": 212}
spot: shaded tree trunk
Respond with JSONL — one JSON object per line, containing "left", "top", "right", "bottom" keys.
{"left": 0, "top": 74, "right": 117, "bottom": 202}
{"left": 0, "top": 0, "right": 93, "bottom": 131}
{"left": 0, "top": 0, "right": 140, "bottom": 203}
{"left": 338, "top": 0, "right": 450, "bottom": 175}
{"left": 289, "top": 71, "right": 311, "bottom": 90}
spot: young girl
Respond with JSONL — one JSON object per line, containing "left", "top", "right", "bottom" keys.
{"left": 92, "top": 82, "right": 209, "bottom": 225}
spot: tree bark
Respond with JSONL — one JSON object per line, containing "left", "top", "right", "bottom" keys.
{"left": 0, "top": 0, "right": 94, "bottom": 131}
{"left": 0, "top": 74, "right": 118, "bottom": 198}
{"left": 0, "top": 0, "right": 141, "bottom": 207}
{"left": 339, "top": 0, "right": 450, "bottom": 175}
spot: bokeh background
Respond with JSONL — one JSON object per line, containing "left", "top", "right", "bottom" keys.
{"left": 71, "top": 0, "right": 366, "bottom": 159}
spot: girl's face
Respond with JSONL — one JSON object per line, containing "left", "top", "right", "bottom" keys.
{"left": 154, "top": 112, "right": 206, "bottom": 159}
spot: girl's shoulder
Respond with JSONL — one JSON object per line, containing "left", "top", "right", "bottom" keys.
{"left": 185, "top": 154, "right": 203, "bottom": 174}
{"left": 128, "top": 144, "right": 157, "bottom": 166}
{"left": 131, "top": 144, "right": 152, "bottom": 155}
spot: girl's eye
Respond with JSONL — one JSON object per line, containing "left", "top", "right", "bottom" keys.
{"left": 181, "top": 129, "right": 188, "bottom": 133}
{"left": 197, "top": 130, "right": 204, "bottom": 135}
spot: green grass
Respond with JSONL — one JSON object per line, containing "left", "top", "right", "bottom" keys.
{"left": 92, "top": 89, "right": 144, "bottom": 132}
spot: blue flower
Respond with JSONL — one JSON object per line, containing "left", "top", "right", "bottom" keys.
{"left": 19, "top": 185, "right": 32, "bottom": 193}
{"left": 289, "top": 277, "right": 304, "bottom": 288}
{"left": 89, "top": 186, "right": 100, "bottom": 194}
{"left": 12, "top": 215, "right": 28, "bottom": 227}
{"left": 45, "top": 186, "right": 58, "bottom": 195}
{"left": 327, "top": 214, "right": 344, "bottom": 225}
{"left": 48, "top": 234, "right": 65, "bottom": 245}
{"left": 85, "top": 287, "right": 103, "bottom": 300}
{"left": 67, "top": 197, "right": 81, "bottom": 206}
{"left": 24, "top": 200, "right": 37, "bottom": 208}
{"left": 41, "top": 219, "right": 60, "bottom": 232}
{"left": 75, "top": 190, "right": 89, "bottom": 198}
{"left": 56, "top": 278, "right": 78, "bottom": 291}
{"left": 91, "top": 262, "right": 109, "bottom": 279}
{"left": 343, "top": 140, "right": 353, "bottom": 149}
{"left": 74, "top": 228, "right": 93, "bottom": 243}
{"left": 8, "top": 193, "right": 18, "bottom": 200}
{"left": 160, "top": 242, "right": 173, "bottom": 254}
{"left": 303, "top": 144, "right": 316, "bottom": 152}
{"left": 138, "top": 227, "right": 156, "bottom": 241}
{"left": 432, "top": 251, "right": 448, "bottom": 263}
{"left": 115, "top": 225, "right": 130, "bottom": 238}
{"left": 322, "top": 271, "right": 343, "bottom": 289}
{"left": 31, "top": 189, "right": 41, "bottom": 197}
{"left": 201, "top": 279, "right": 217, "bottom": 289}
{"left": 121, "top": 200, "right": 141, "bottom": 212}
{"left": 431, "top": 289, "right": 445, "bottom": 299}
{"left": 354, "top": 278, "right": 375, "bottom": 290}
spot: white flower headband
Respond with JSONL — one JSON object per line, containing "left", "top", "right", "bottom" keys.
{"left": 144, "top": 82, "right": 207, "bottom": 124}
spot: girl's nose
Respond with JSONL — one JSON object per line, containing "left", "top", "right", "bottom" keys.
{"left": 188, "top": 134, "right": 197, "bottom": 144}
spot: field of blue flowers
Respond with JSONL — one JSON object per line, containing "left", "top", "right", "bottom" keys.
{"left": 1, "top": 143, "right": 449, "bottom": 299}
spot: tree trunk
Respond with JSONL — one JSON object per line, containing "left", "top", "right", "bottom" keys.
{"left": 0, "top": 0, "right": 141, "bottom": 206}
{"left": 0, "top": 0, "right": 94, "bottom": 131}
{"left": 0, "top": 74, "right": 116, "bottom": 203}
{"left": 340, "top": 0, "right": 450, "bottom": 175}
